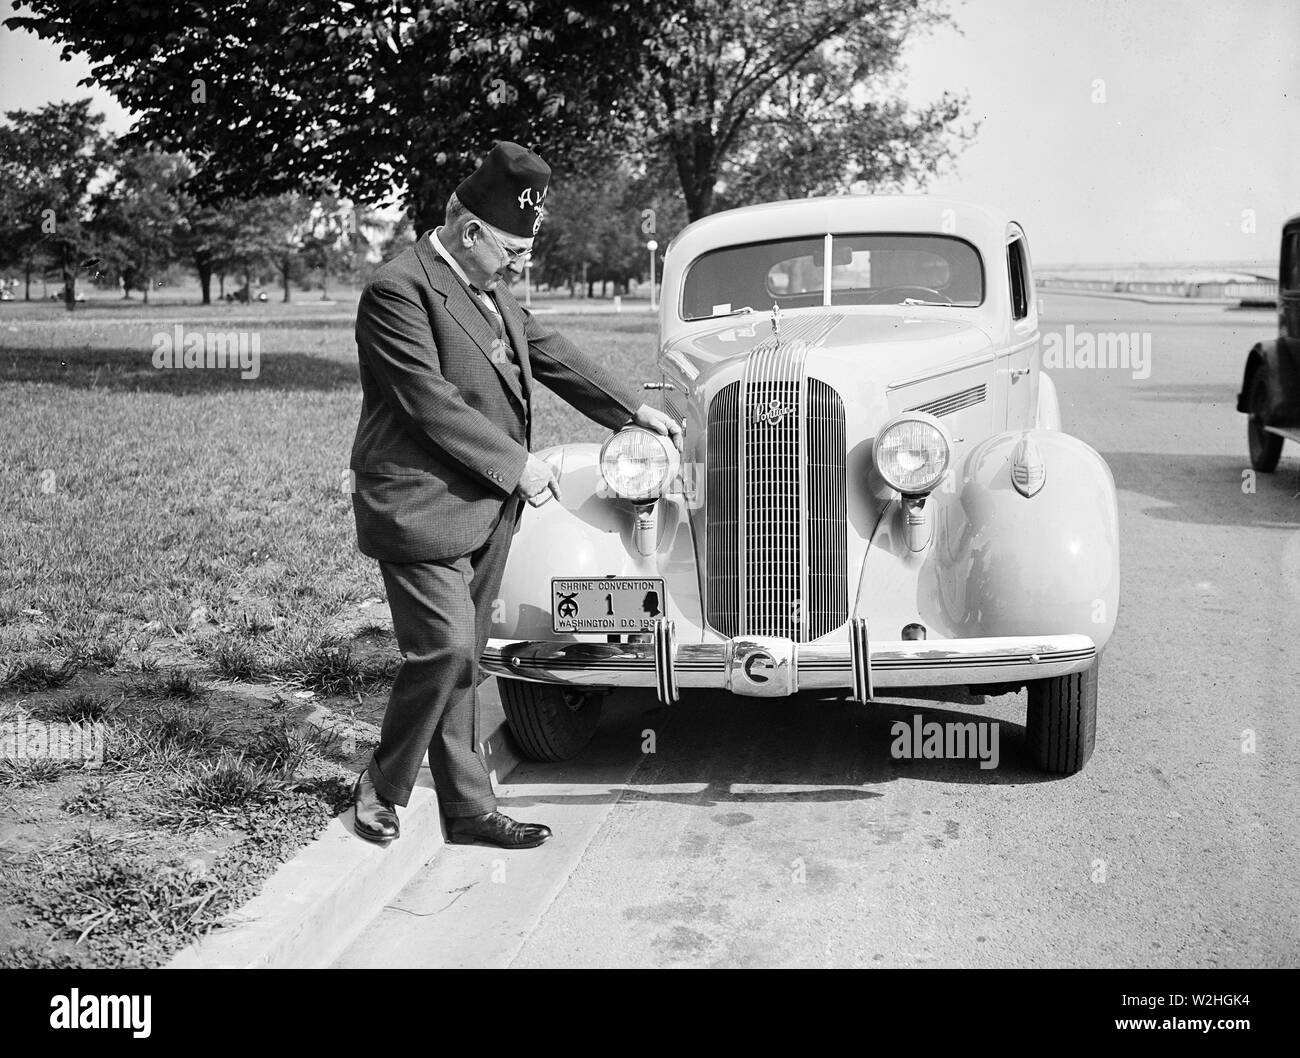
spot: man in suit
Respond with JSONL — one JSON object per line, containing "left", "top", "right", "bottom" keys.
{"left": 349, "top": 141, "right": 682, "bottom": 848}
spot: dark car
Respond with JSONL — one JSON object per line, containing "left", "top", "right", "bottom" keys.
{"left": 1239, "top": 212, "right": 1300, "bottom": 470}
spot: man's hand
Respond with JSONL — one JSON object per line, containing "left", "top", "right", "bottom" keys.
{"left": 631, "top": 403, "right": 685, "bottom": 452}
{"left": 516, "top": 452, "right": 562, "bottom": 507}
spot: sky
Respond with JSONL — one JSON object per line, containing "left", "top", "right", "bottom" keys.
{"left": 897, "top": 0, "right": 1299, "bottom": 263}
{"left": 1, "top": 0, "right": 1296, "bottom": 265}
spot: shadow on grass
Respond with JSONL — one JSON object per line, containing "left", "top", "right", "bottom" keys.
{"left": 0, "top": 346, "right": 358, "bottom": 393}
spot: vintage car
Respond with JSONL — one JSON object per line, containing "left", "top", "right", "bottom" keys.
{"left": 482, "top": 196, "right": 1120, "bottom": 775}
{"left": 1239, "top": 212, "right": 1300, "bottom": 471}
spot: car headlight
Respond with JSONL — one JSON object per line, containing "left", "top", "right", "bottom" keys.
{"left": 873, "top": 413, "right": 951, "bottom": 495}
{"left": 599, "top": 427, "right": 679, "bottom": 502}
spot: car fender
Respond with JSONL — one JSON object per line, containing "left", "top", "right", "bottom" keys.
{"left": 1237, "top": 339, "right": 1300, "bottom": 424}
{"left": 928, "top": 429, "right": 1120, "bottom": 647}
{"left": 493, "top": 444, "right": 703, "bottom": 641}
{"left": 1036, "top": 370, "right": 1061, "bottom": 430}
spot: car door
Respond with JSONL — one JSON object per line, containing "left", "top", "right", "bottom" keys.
{"left": 1280, "top": 222, "right": 1300, "bottom": 357}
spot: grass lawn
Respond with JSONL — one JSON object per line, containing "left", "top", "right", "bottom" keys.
{"left": 0, "top": 296, "right": 658, "bottom": 966}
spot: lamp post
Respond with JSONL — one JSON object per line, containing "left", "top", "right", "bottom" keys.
{"left": 647, "top": 239, "right": 659, "bottom": 311}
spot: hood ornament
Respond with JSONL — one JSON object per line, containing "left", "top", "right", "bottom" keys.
{"left": 770, "top": 301, "right": 782, "bottom": 338}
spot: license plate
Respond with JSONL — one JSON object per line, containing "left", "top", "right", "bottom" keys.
{"left": 551, "top": 578, "right": 666, "bottom": 633}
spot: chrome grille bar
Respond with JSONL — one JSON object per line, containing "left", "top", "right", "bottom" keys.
{"left": 806, "top": 378, "right": 848, "bottom": 638}
{"left": 705, "top": 323, "right": 848, "bottom": 643}
{"left": 742, "top": 338, "right": 801, "bottom": 637}
{"left": 706, "top": 382, "right": 740, "bottom": 635}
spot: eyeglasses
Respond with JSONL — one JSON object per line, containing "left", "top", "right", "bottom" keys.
{"left": 478, "top": 223, "right": 533, "bottom": 264}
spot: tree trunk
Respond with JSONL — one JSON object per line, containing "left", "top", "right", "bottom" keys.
{"left": 673, "top": 133, "right": 718, "bottom": 221}
{"left": 196, "top": 253, "right": 213, "bottom": 305}
{"left": 687, "top": 181, "right": 716, "bottom": 221}
{"left": 281, "top": 261, "right": 290, "bottom": 303}
{"left": 63, "top": 268, "right": 76, "bottom": 313}
{"left": 23, "top": 262, "right": 32, "bottom": 301}
{"left": 219, "top": 272, "right": 226, "bottom": 299}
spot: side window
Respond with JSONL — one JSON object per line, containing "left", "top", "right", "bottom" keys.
{"left": 1008, "top": 238, "right": 1030, "bottom": 320}
{"left": 1282, "top": 230, "right": 1300, "bottom": 294}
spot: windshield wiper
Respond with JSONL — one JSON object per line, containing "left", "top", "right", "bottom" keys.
{"left": 701, "top": 305, "right": 754, "bottom": 319}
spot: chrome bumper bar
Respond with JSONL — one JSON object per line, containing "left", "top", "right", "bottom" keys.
{"left": 482, "top": 618, "right": 1097, "bottom": 706}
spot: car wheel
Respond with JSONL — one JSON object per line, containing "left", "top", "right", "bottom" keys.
{"left": 1025, "top": 661, "right": 1097, "bottom": 775}
{"left": 1247, "top": 370, "right": 1284, "bottom": 472}
{"left": 497, "top": 678, "right": 604, "bottom": 762}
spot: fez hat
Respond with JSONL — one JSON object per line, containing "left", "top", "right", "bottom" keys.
{"left": 455, "top": 141, "right": 550, "bottom": 239}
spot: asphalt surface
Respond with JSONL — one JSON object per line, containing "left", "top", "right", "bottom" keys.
{"left": 335, "top": 293, "right": 1299, "bottom": 968}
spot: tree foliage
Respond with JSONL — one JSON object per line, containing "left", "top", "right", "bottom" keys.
{"left": 93, "top": 150, "right": 191, "bottom": 300}
{"left": 7, "top": 0, "right": 971, "bottom": 232}
{"left": 6, "top": 0, "right": 669, "bottom": 229}
{"left": 636, "top": 0, "right": 972, "bottom": 219}
{"left": 537, "top": 157, "right": 688, "bottom": 294}
{"left": 300, "top": 193, "right": 382, "bottom": 299}
{"left": 0, "top": 99, "right": 109, "bottom": 308}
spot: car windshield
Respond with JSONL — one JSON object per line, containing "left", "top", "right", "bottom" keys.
{"left": 681, "top": 234, "right": 984, "bottom": 320}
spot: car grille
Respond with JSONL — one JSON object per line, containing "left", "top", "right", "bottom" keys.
{"left": 705, "top": 334, "right": 847, "bottom": 642}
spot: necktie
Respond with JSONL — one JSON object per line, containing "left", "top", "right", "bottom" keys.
{"left": 469, "top": 285, "right": 505, "bottom": 342}
{"left": 468, "top": 284, "right": 519, "bottom": 375}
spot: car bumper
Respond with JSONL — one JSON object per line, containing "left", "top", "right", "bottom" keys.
{"left": 482, "top": 618, "right": 1097, "bottom": 705}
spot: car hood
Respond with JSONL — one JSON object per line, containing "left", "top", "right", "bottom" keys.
{"left": 662, "top": 310, "right": 997, "bottom": 400}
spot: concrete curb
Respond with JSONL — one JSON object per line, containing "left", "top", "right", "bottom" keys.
{"left": 166, "top": 680, "right": 521, "bottom": 969}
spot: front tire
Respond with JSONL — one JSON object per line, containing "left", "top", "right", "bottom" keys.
{"left": 1025, "top": 661, "right": 1098, "bottom": 775}
{"left": 1247, "top": 370, "right": 1284, "bottom": 472}
{"left": 497, "top": 678, "right": 604, "bottom": 762}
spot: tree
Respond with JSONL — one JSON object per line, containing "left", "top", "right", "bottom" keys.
{"left": 377, "top": 215, "right": 417, "bottom": 263}
{"left": 301, "top": 193, "right": 380, "bottom": 299}
{"left": 7, "top": 2, "right": 972, "bottom": 231}
{"left": 0, "top": 158, "right": 49, "bottom": 300}
{"left": 6, "top": 0, "right": 675, "bottom": 230}
{"left": 538, "top": 157, "right": 688, "bottom": 296}
{"left": 260, "top": 193, "right": 317, "bottom": 303}
{"left": 636, "top": 0, "right": 973, "bottom": 220}
{"left": 0, "top": 99, "right": 109, "bottom": 310}
{"left": 218, "top": 197, "right": 289, "bottom": 302}
{"left": 174, "top": 201, "right": 227, "bottom": 305}
{"left": 93, "top": 150, "right": 191, "bottom": 302}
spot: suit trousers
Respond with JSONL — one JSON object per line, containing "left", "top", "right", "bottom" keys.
{"left": 367, "top": 498, "right": 519, "bottom": 816}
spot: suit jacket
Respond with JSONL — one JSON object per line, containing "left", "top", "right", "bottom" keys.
{"left": 350, "top": 232, "right": 642, "bottom": 563}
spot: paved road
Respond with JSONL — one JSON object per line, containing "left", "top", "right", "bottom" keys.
{"left": 336, "top": 293, "right": 1299, "bottom": 968}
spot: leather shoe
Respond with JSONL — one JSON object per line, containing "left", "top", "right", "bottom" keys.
{"left": 446, "top": 810, "right": 551, "bottom": 849}
{"left": 352, "top": 770, "right": 399, "bottom": 842}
